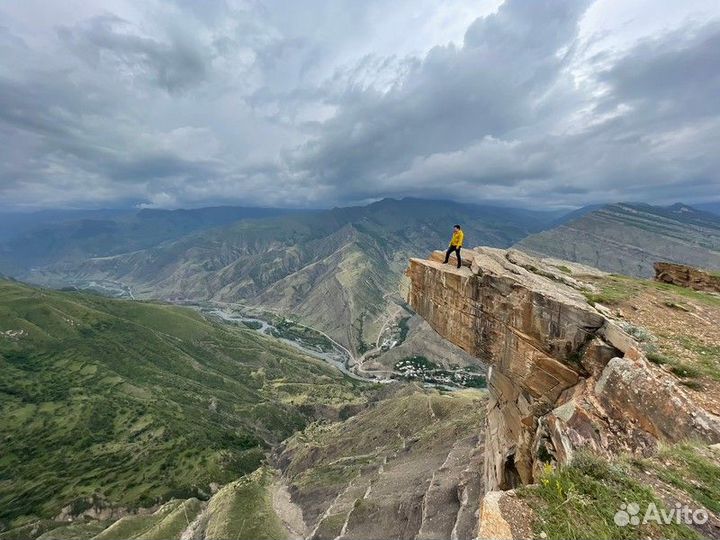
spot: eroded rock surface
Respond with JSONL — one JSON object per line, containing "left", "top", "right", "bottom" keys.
{"left": 406, "top": 247, "right": 720, "bottom": 492}
{"left": 654, "top": 261, "right": 720, "bottom": 293}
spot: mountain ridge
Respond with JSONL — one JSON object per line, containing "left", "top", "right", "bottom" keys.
{"left": 3, "top": 198, "right": 562, "bottom": 360}
{"left": 515, "top": 202, "right": 720, "bottom": 277}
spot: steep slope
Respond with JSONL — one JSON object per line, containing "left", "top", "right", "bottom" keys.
{"left": 274, "top": 387, "right": 486, "bottom": 540}
{"left": 515, "top": 203, "right": 720, "bottom": 277}
{"left": 0, "top": 280, "right": 368, "bottom": 532}
{"left": 18, "top": 198, "right": 560, "bottom": 356}
{"left": 9, "top": 387, "right": 487, "bottom": 540}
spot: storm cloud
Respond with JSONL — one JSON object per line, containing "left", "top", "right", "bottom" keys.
{"left": 0, "top": 0, "right": 718, "bottom": 209}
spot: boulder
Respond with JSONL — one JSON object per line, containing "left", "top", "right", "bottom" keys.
{"left": 654, "top": 261, "right": 720, "bottom": 293}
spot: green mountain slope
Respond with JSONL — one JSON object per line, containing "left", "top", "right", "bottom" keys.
{"left": 17, "top": 198, "right": 560, "bottom": 354}
{"left": 0, "top": 280, "right": 367, "bottom": 530}
{"left": 515, "top": 203, "right": 720, "bottom": 277}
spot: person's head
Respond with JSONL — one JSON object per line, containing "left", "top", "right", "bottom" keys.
{"left": 453, "top": 224, "right": 461, "bottom": 231}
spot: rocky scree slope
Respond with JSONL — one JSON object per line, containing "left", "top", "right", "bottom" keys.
{"left": 273, "top": 386, "right": 486, "bottom": 540}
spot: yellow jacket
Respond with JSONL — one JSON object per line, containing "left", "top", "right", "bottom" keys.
{"left": 449, "top": 229, "right": 464, "bottom": 247}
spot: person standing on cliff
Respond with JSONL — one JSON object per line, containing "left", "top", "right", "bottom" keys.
{"left": 443, "top": 224, "right": 464, "bottom": 268}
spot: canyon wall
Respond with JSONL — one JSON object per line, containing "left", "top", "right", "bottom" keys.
{"left": 406, "top": 247, "right": 720, "bottom": 491}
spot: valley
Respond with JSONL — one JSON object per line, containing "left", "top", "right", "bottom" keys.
{"left": 3, "top": 1, "right": 720, "bottom": 537}
{"left": 1, "top": 198, "right": 548, "bottom": 373}
{"left": 200, "top": 303, "right": 485, "bottom": 388}
{"left": 0, "top": 280, "right": 372, "bottom": 533}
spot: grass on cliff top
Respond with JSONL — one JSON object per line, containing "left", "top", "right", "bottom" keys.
{"left": 630, "top": 443, "right": 720, "bottom": 515}
{"left": 0, "top": 279, "right": 367, "bottom": 531}
{"left": 584, "top": 274, "right": 720, "bottom": 308}
{"left": 646, "top": 347, "right": 720, "bottom": 385}
{"left": 519, "top": 451, "right": 700, "bottom": 540}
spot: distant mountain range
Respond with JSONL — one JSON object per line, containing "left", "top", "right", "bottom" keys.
{"left": 0, "top": 198, "right": 563, "bottom": 356}
{"left": 3, "top": 198, "right": 720, "bottom": 538}
{"left": 0, "top": 206, "right": 298, "bottom": 273}
{"left": 693, "top": 201, "right": 720, "bottom": 216}
{"left": 516, "top": 202, "right": 720, "bottom": 277}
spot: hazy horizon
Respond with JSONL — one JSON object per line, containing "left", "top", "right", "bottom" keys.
{"left": 1, "top": 0, "right": 719, "bottom": 211}
{"left": 2, "top": 197, "right": 720, "bottom": 216}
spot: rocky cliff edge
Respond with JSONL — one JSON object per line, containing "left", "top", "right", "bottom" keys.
{"left": 406, "top": 247, "right": 720, "bottom": 492}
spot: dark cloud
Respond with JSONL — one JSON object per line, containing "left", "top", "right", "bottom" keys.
{"left": 0, "top": 0, "right": 718, "bottom": 210}
{"left": 598, "top": 22, "right": 720, "bottom": 121}
{"left": 58, "top": 15, "right": 210, "bottom": 92}
{"left": 291, "top": 0, "right": 590, "bottom": 199}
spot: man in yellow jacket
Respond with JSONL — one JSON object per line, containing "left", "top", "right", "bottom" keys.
{"left": 443, "top": 224, "right": 464, "bottom": 268}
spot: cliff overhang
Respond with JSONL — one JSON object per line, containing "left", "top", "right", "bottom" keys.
{"left": 406, "top": 247, "right": 720, "bottom": 491}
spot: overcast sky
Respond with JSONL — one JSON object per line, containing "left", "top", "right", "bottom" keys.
{"left": 1, "top": 0, "right": 719, "bottom": 210}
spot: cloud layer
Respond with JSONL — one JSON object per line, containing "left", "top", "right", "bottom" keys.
{"left": 0, "top": 0, "right": 718, "bottom": 209}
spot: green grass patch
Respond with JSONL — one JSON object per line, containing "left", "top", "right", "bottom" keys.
{"left": 645, "top": 350, "right": 707, "bottom": 382}
{"left": 675, "top": 337, "right": 720, "bottom": 381}
{"left": 679, "top": 380, "right": 704, "bottom": 391}
{"left": 669, "top": 363, "right": 702, "bottom": 379}
{"left": 646, "top": 351, "right": 671, "bottom": 365}
{"left": 204, "top": 468, "right": 285, "bottom": 540}
{"left": 583, "top": 276, "right": 639, "bottom": 305}
{"left": 270, "top": 319, "right": 335, "bottom": 352}
{"left": 583, "top": 274, "right": 720, "bottom": 308}
{"left": 519, "top": 452, "right": 699, "bottom": 540}
{"left": 637, "top": 443, "right": 720, "bottom": 515}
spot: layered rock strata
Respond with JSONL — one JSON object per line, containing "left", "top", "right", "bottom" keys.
{"left": 406, "top": 247, "right": 720, "bottom": 491}
{"left": 654, "top": 261, "right": 720, "bottom": 293}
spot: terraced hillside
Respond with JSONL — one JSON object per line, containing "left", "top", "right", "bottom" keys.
{"left": 0, "top": 280, "right": 369, "bottom": 533}
{"left": 516, "top": 203, "right": 720, "bottom": 277}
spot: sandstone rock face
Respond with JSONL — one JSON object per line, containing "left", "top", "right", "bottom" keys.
{"left": 654, "top": 261, "right": 720, "bottom": 293}
{"left": 406, "top": 247, "right": 720, "bottom": 492}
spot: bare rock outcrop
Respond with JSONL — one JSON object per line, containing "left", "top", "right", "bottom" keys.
{"left": 406, "top": 247, "right": 720, "bottom": 493}
{"left": 654, "top": 261, "right": 720, "bottom": 293}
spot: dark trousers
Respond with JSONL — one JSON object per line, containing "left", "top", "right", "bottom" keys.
{"left": 444, "top": 245, "right": 462, "bottom": 268}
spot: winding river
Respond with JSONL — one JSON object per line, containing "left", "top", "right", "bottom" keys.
{"left": 204, "top": 308, "right": 383, "bottom": 383}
